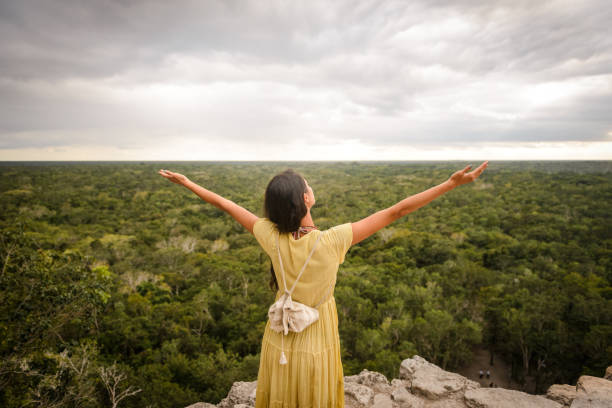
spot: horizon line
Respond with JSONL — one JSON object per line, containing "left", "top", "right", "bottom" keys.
{"left": 1, "top": 159, "right": 611, "bottom": 163}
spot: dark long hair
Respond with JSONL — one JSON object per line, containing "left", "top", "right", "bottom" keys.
{"left": 264, "top": 169, "right": 308, "bottom": 291}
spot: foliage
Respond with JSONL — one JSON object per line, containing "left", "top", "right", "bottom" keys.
{"left": 1, "top": 161, "right": 610, "bottom": 405}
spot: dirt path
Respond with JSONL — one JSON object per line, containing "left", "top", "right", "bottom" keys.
{"left": 454, "top": 347, "right": 522, "bottom": 390}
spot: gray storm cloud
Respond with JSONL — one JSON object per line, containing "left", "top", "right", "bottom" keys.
{"left": 0, "top": 0, "right": 611, "bottom": 158}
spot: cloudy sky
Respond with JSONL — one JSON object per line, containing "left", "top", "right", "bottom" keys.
{"left": 1, "top": 0, "right": 611, "bottom": 160}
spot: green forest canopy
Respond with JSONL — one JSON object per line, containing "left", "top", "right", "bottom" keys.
{"left": 1, "top": 161, "right": 610, "bottom": 407}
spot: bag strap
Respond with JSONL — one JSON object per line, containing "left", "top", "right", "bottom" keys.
{"left": 276, "top": 232, "right": 323, "bottom": 296}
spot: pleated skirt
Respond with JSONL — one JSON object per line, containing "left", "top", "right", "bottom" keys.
{"left": 255, "top": 295, "right": 344, "bottom": 408}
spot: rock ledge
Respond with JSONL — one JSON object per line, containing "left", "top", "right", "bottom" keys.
{"left": 186, "top": 356, "right": 612, "bottom": 408}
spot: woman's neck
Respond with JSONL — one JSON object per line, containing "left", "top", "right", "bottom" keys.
{"left": 291, "top": 211, "right": 316, "bottom": 240}
{"left": 300, "top": 210, "right": 314, "bottom": 228}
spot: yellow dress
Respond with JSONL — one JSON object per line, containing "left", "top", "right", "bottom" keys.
{"left": 253, "top": 218, "right": 353, "bottom": 408}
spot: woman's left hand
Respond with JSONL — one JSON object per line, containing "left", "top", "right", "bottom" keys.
{"left": 158, "top": 169, "right": 189, "bottom": 186}
{"left": 447, "top": 161, "right": 489, "bottom": 188}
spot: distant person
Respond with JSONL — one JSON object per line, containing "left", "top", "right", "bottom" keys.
{"left": 479, "top": 369, "right": 484, "bottom": 379}
{"left": 159, "top": 162, "right": 488, "bottom": 408}
{"left": 486, "top": 370, "right": 491, "bottom": 378}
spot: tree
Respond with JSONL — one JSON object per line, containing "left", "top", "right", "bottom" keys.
{"left": 99, "top": 363, "right": 142, "bottom": 408}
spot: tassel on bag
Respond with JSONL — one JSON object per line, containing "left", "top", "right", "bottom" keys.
{"left": 279, "top": 334, "right": 288, "bottom": 365}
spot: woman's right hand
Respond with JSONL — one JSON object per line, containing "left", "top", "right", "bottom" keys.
{"left": 158, "top": 169, "right": 190, "bottom": 186}
{"left": 447, "top": 161, "right": 489, "bottom": 188}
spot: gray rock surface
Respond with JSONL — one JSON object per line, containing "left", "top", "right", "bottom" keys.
{"left": 464, "top": 388, "right": 562, "bottom": 408}
{"left": 575, "top": 375, "right": 612, "bottom": 397}
{"left": 216, "top": 381, "right": 257, "bottom": 408}
{"left": 428, "top": 400, "right": 470, "bottom": 408}
{"left": 605, "top": 366, "right": 612, "bottom": 381}
{"left": 373, "top": 393, "right": 394, "bottom": 408}
{"left": 187, "top": 355, "right": 611, "bottom": 408}
{"left": 344, "top": 381, "right": 375, "bottom": 407}
{"left": 390, "top": 378, "right": 425, "bottom": 408}
{"left": 346, "top": 368, "right": 392, "bottom": 394}
{"left": 400, "top": 355, "right": 480, "bottom": 400}
{"left": 573, "top": 375, "right": 612, "bottom": 407}
{"left": 570, "top": 395, "right": 612, "bottom": 408}
{"left": 546, "top": 384, "right": 577, "bottom": 406}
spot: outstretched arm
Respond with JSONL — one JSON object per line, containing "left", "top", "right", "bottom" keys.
{"left": 350, "top": 161, "right": 489, "bottom": 245}
{"left": 158, "top": 169, "right": 259, "bottom": 234}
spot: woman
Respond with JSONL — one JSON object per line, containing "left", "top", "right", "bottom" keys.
{"left": 159, "top": 161, "right": 488, "bottom": 407}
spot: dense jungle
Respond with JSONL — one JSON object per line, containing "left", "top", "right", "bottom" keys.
{"left": 1, "top": 161, "right": 610, "bottom": 407}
